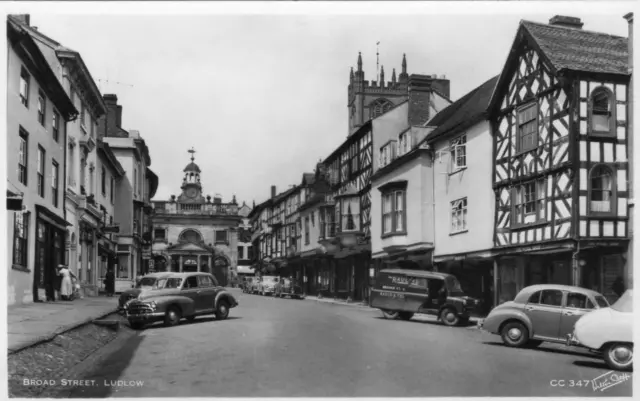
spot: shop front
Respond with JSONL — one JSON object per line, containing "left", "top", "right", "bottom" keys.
{"left": 34, "top": 206, "right": 70, "bottom": 302}
{"left": 436, "top": 256, "right": 494, "bottom": 315}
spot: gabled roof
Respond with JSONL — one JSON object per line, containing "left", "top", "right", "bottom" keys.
{"left": 423, "top": 75, "right": 498, "bottom": 144}
{"left": 489, "top": 18, "right": 629, "bottom": 113}
{"left": 522, "top": 20, "right": 628, "bottom": 76}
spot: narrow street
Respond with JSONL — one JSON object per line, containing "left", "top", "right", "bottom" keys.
{"left": 67, "top": 289, "right": 630, "bottom": 398}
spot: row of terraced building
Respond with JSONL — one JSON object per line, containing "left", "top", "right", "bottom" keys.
{"left": 248, "top": 14, "right": 634, "bottom": 312}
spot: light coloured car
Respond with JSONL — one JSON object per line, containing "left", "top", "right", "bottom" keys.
{"left": 256, "top": 275, "right": 279, "bottom": 296}
{"left": 567, "top": 289, "right": 633, "bottom": 371}
{"left": 480, "top": 284, "right": 609, "bottom": 348}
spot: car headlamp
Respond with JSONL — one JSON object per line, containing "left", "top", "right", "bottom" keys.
{"left": 148, "top": 301, "right": 157, "bottom": 310}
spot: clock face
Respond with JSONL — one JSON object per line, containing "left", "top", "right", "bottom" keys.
{"left": 187, "top": 188, "right": 197, "bottom": 198}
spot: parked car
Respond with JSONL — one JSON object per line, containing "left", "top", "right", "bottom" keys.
{"left": 242, "top": 277, "right": 255, "bottom": 293}
{"left": 369, "top": 269, "right": 481, "bottom": 326}
{"left": 567, "top": 289, "right": 633, "bottom": 371}
{"left": 119, "top": 272, "right": 239, "bottom": 330}
{"left": 481, "top": 284, "right": 609, "bottom": 348}
{"left": 274, "top": 277, "right": 304, "bottom": 299}
{"left": 256, "top": 275, "right": 279, "bottom": 296}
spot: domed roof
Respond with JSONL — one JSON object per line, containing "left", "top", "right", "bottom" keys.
{"left": 183, "top": 162, "right": 201, "bottom": 173}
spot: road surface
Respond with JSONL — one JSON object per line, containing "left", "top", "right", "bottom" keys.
{"left": 67, "top": 289, "right": 632, "bottom": 397}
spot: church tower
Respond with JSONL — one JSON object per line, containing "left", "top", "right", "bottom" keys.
{"left": 347, "top": 53, "right": 411, "bottom": 137}
{"left": 178, "top": 148, "right": 205, "bottom": 203}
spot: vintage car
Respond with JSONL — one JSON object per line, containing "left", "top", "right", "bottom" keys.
{"left": 256, "top": 275, "right": 279, "bottom": 296}
{"left": 567, "top": 289, "right": 633, "bottom": 371}
{"left": 242, "top": 277, "right": 255, "bottom": 293}
{"left": 274, "top": 277, "right": 305, "bottom": 299}
{"left": 369, "top": 269, "right": 481, "bottom": 326}
{"left": 481, "top": 284, "right": 609, "bottom": 348}
{"left": 119, "top": 272, "right": 239, "bottom": 330}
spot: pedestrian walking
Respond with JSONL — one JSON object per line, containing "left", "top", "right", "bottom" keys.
{"left": 612, "top": 276, "right": 626, "bottom": 298}
{"left": 104, "top": 267, "right": 115, "bottom": 297}
{"left": 57, "top": 264, "right": 76, "bottom": 301}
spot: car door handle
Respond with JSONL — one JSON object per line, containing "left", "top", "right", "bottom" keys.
{"left": 196, "top": 290, "right": 201, "bottom": 294}
{"left": 525, "top": 306, "right": 535, "bottom": 311}
{"left": 563, "top": 311, "right": 574, "bottom": 316}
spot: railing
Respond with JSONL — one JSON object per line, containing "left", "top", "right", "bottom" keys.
{"left": 180, "top": 204, "right": 202, "bottom": 212}
{"left": 153, "top": 202, "right": 239, "bottom": 215}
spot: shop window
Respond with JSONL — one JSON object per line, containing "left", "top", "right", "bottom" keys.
{"left": 589, "top": 164, "right": 616, "bottom": 215}
{"left": 517, "top": 102, "right": 538, "bottom": 153}
{"left": 12, "top": 212, "right": 29, "bottom": 268}
{"left": 590, "top": 87, "right": 615, "bottom": 136}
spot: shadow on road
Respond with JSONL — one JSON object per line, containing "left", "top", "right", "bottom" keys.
{"left": 372, "top": 316, "right": 477, "bottom": 328}
{"left": 68, "top": 332, "right": 146, "bottom": 398}
{"left": 572, "top": 360, "right": 613, "bottom": 370}
{"left": 483, "top": 341, "right": 601, "bottom": 359}
{"left": 142, "top": 316, "right": 242, "bottom": 330}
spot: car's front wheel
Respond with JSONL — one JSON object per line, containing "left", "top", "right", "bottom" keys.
{"left": 164, "top": 306, "right": 182, "bottom": 327}
{"left": 500, "top": 321, "right": 529, "bottom": 347}
{"left": 381, "top": 310, "right": 399, "bottom": 320}
{"left": 440, "top": 308, "right": 460, "bottom": 327}
{"left": 603, "top": 342, "right": 633, "bottom": 371}
{"left": 216, "top": 300, "right": 230, "bottom": 320}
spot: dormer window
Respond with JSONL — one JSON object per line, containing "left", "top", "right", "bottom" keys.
{"left": 398, "top": 131, "right": 410, "bottom": 156}
{"left": 379, "top": 141, "right": 397, "bottom": 168}
{"left": 590, "top": 87, "right": 615, "bottom": 136}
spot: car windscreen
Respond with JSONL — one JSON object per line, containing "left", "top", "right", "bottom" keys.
{"left": 595, "top": 295, "right": 609, "bottom": 308}
{"left": 611, "top": 290, "right": 632, "bottom": 313}
{"left": 158, "top": 277, "right": 183, "bottom": 289}
{"left": 446, "top": 276, "right": 464, "bottom": 295}
{"left": 136, "top": 277, "right": 157, "bottom": 289}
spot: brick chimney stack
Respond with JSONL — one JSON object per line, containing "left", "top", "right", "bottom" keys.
{"left": 407, "top": 74, "right": 450, "bottom": 126}
{"left": 11, "top": 14, "right": 30, "bottom": 26}
{"left": 549, "top": 15, "right": 584, "bottom": 29}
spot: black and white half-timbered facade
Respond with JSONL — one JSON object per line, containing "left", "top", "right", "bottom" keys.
{"left": 320, "top": 121, "right": 374, "bottom": 301}
{"left": 490, "top": 15, "right": 631, "bottom": 303}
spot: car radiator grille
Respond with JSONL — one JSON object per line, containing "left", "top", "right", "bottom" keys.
{"left": 127, "top": 303, "right": 153, "bottom": 315}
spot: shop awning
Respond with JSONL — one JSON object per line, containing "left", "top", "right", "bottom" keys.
{"left": 237, "top": 265, "right": 255, "bottom": 275}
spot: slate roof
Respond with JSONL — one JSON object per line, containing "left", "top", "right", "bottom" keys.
{"left": 423, "top": 75, "right": 499, "bottom": 144}
{"left": 522, "top": 20, "right": 629, "bottom": 76}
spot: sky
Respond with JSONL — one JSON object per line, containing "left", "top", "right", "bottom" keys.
{"left": 13, "top": 2, "right": 632, "bottom": 207}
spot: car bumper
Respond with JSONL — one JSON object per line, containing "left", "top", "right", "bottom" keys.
{"left": 566, "top": 333, "right": 582, "bottom": 347}
{"left": 126, "top": 311, "right": 165, "bottom": 323}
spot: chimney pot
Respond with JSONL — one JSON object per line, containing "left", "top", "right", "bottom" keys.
{"left": 271, "top": 185, "right": 276, "bottom": 199}
{"left": 549, "top": 15, "right": 584, "bottom": 29}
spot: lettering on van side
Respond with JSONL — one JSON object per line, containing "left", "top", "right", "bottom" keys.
{"left": 379, "top": 292, "right": 405, "bottom": 299}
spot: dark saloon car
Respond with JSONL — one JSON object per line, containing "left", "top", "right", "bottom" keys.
{"left": 369, "top": 269, "right": 481, "bottom": 326}
{"left": 119, "top": 272, "right": 238, "bottom": 330}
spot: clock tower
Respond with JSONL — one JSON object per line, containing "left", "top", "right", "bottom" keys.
{"left": 178, "top": 147, "right": 204, "bottom": 203}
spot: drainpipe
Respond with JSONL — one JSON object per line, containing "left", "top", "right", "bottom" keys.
{"left": 430, "top": 146, "right": 437, "bottom": 271}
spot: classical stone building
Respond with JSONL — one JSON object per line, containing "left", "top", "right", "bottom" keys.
{"left": 151, "top": 150, "right": 242, "bottom": 286}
